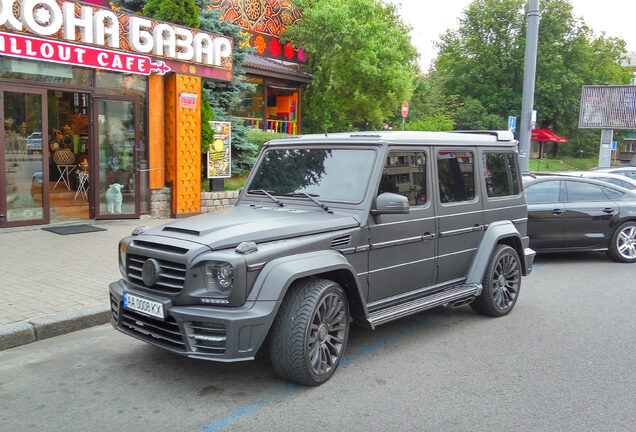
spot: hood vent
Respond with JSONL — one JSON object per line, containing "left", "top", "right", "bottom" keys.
{"left": 132, "top": 240, "right": 189, "bottom": 255}
{"left": 163, "top": 226, "right": 200, "bottom": 236}
{"left": 330, "top": 234, "right": 352, "bottom": 248}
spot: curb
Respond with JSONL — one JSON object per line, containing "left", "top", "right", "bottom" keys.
{"left": 0, "top": 304, "right": 110, "bottom": 351}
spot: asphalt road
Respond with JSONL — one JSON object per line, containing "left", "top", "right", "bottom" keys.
{"left": 1, "top": 253, "right": 634, "bottom": 432}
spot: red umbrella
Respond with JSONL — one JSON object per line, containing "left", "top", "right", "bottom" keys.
{"left": 531, "top": 128, "right": 568, "bottom": 142}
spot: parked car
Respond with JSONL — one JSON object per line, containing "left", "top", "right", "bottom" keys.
{"left": 588, "top": 166, "right": 636, "bottom": 180}
{"left": 109, "top": 131, "right": 535, "bottom": 386}
{"left": 26, "top": 132, "right": 43, "bottom": 154}
{"left": 555, "top": 171, "right": 636, "bottom": 190}
{"left": 524, "top": 175, "right": 636, "bottom": 263}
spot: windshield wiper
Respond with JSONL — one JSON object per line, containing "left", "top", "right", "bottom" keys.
{"left": 248, "top": 189, "right": 284, "bottom": 207}
{"left": 285, "top": 192, "right": 332, "bottom": 213}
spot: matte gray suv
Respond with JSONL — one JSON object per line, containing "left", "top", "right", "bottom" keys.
{"left": 110, "top": 131, "right": 535, "bottom": 385}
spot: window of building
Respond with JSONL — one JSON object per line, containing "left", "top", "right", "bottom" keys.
{"left": 236, "top": 76, "right": 265, "bottom": 128}
{"left": 378, "top": 152, "right": 427, "bottom": 206}
{"left": 484, "top": 152, "right": 520, "bottom": 197}
{"left": 437, "top": 151, "right": 475, "bottom": 203}
{"left": 0, "top": 58, "right": 93, "bottom": 87}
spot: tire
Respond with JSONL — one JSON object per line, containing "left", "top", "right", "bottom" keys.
{"left": 269, "top": 278, "right": 350, "bottom": 386}
{"left": 607, "top": 221, "right": 636, "bottom": 263}
{"left": 470, "top": 244, "right": 521, "bottom": 317}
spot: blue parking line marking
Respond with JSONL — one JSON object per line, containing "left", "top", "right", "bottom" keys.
{"left": 199, "top": 317, "right": 435, "bottom": 432}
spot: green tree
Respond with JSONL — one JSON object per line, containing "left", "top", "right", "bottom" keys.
{"left": 434, "top": 0, "right": 631, "bottom": 146}
{"left": 283, "top": 0, "right": 418, "bottom": 133}
{"left": 142, "top": 0, "right": 200, "bottom": 27}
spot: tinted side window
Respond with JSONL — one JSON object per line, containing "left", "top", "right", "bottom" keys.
{"left": 602, "top": 187, "right": 624, "bottom": 200}
{"left": 526, "top": 181, "right": 561, "bottom": 204}
{"left": 565, "top": 181, "right": 608, "bottom": 202}
{"left": 437, "top": 151, "right": 475, "bottom": 203}
{"left": 484, "top": 152, "right": 520, "bottom": 197}
{"left": 377, "top": 152, "right": 427, "bottom": 206}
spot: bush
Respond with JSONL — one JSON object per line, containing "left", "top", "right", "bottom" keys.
{"left": 247, "top": 130, "right": 287, "bottom": 155}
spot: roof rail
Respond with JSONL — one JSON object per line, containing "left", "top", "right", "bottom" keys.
{"left": 453, "top": 130, "right": 515, "bottom": 141}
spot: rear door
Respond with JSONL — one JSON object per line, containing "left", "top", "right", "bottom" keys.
{"left": 435, "top": 148, "right": 484, "bottom": 284}
{"left": 525, "top": 180, "right": 566, "bottom": 250}
{"left": 562, "top": 179, "right": 620, "bottom": 249}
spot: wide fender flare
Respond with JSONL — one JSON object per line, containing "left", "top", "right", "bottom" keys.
{"left": 466, "top": 220, "right": 523, "bottom": 285}
{"left": 247, "top": 250, "right": 364, "bottom": 305}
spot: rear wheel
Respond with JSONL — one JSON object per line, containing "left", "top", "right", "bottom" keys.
{"left": 608, "top": 222, "right": 636, "bottom": 263}
{"left": 471, "top": 244, "right": 521, "bottom": 317}
{"left": 269, "top": 278, "right": 350, "bottom": 386}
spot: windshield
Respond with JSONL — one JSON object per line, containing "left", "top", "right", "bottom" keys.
{"left": 248, "top": 148, "right": 376, "bottom": 202}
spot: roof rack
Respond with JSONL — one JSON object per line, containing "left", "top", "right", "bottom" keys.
{"left": 453, "top": 130, "right": 515, "bottom": 141}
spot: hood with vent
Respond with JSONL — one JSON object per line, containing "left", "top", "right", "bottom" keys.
{"left": 145, "top": 205, "right": 359, "bottom": 250}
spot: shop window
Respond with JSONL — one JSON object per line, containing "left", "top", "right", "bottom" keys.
{"left": 0, "top": 58, "right": 93, "bottom": 87}
{"left": 235, "top": 77, "right": 265, "bottom": 129}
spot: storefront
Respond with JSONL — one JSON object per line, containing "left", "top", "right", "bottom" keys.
{"left": 0, "top": 0, "right": 233, "bottom": 227}
{"left": 210, "top": 0, "right": 311, "bottom": 134}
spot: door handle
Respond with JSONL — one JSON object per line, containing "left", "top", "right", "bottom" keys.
{"left": 602, "top": 208, "right": 615, "bottom": 214}
{"left": 552, "top": 209, "right": 564, "bottom": 215}
{"left": 422, "top": 232, "right": 437, "bottom": 240}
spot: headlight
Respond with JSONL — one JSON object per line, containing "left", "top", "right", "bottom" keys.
{"left": 203, "top": 262, "right": 234, "bottom": 292}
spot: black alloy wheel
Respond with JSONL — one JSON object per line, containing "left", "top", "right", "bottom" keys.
{"left": 269, "top": 278, "right": 350, "bottom": 386}
{"left": 471, "top": 244, "right": 521, "bottom": 317}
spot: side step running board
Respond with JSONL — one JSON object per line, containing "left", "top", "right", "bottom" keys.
{"left": 368, "top": 283, "right": 481, "bottom": 328}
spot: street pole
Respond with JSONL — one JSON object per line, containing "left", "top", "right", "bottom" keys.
{"left": 519, "top": 0, "right": 540, "bottom": 174}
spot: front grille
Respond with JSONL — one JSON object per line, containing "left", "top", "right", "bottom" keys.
{"left": 110, "top": 294, "right": 119, "bottom": 322}
{"left": 186, "top": 321, "right": 227, "bottom": 354}
{"left": 127, "top": 254, "right": 187, "bottom": 294}
{"left": 119, "top": 308, "right": 185, "bottom": 352}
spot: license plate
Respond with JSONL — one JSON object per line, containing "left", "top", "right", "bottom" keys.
{"left": 123, "top": 292, "right": 165, "bottom": 319}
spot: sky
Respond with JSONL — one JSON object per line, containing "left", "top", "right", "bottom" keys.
{"left": 387, "top": 0, "right": 636, "bottom": 70}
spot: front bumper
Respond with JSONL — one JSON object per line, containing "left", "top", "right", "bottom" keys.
{"left": 109, "top": 279, "right": 280, "bottom": 362}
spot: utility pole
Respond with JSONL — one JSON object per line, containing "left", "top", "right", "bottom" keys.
{"left": 519, "top": 0, "right": 540, "bottom": 174}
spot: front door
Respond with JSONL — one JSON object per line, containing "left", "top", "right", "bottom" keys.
{"left": 93, "top": 97, "right": 140, "bottom": 219}
{"left": 0, "top": 87, "right": 48, "bottom": 227}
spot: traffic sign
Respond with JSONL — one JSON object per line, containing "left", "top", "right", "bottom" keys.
{"left": 508, "top": 116, "right": 517, "bottom": 132}
{"left": 401, "top": 102, "right": 409, "bottom": 118}
{"left": 612, "top": 141, "right": 617, "bottom": 150}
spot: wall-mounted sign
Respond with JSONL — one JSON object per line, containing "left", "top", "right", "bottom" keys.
{"left": 179, "top": 92, "right": 198, "bottom": 109}
{"left": 207, "top": 121, "right": 231, "bottom": 178}
{"left": 0, "top": 0, "right": 234, "bottom": 79}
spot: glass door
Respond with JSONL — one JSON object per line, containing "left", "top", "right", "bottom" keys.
{"left": 94, "top": 97, "right": 140, "bottom": 219}
{"left": 0, "top": 87, "right": 48, "bottom": 227}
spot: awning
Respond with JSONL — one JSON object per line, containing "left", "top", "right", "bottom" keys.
{"left": 531, "top": 128, "right": 568, "bottom": 142}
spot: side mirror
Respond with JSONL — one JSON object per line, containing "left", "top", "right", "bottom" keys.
{"left": 372, "top": 192, "right": 410, "bottom": 215}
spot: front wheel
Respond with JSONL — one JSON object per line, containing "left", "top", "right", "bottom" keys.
{"left": 470, "top": 244, "right": 521, "bottom": 317}
{"left": 608, "top": 222, "right": 636, "bottom": 263}
{"left": 269, "top": 278, "right": 350, "bottom": 386}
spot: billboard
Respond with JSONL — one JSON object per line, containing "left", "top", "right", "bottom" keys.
{"left": 207, "top": 121, "right": 231, "bottom": 178}
{"left": 579, "top": 85, "right": 636, "bottom": 129}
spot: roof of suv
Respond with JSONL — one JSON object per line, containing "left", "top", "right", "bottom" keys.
{"left": 265, "top": 130, "right": 517, "bottom": 147}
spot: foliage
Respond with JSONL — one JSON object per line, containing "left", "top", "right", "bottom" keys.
{"left": 529, "top": 157, "right": 599, "bottom": 172}
{"left": 109, "top": 0, "right": 146, "bottom": 13}
{"left": 432, "top": 0, "right": 631, "bottom": 142}
{"left": 198, "top": 3, "right": 258, "bottom": 174}
{"left": 200, "top": 90, "right": 215, "bottom": 154}
{"left": 249, "top": 150, "right": 330, "bottom": 194}
{"left": 283, "top": 0, "right": 418, "bottom": 133}
{"left": 247, "top": 130, "right": 287, "bottom": 154}
{"left": 404, "top": 114, "right": 454, "bottom": 132}
{"left": 142, "top": 0, "right": 200, "bottom": 27}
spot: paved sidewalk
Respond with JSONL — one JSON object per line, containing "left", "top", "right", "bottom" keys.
{"left": 0, "top": 217, "right": 170, "bottom": 350}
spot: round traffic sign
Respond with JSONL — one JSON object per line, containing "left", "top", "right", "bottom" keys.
{"left": 401, "top": 101, "right": 409, "bottom": 118}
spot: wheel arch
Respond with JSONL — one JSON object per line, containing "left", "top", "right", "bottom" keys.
{"left": 466, "top": 220, "right": 526, "bottom": 285}
{"left": 248, "top": 250, "right": 368, "bottom": 322}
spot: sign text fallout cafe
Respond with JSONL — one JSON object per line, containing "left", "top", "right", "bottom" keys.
{"left": 0, "top": 0, "right": 233, "bottom": 79}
